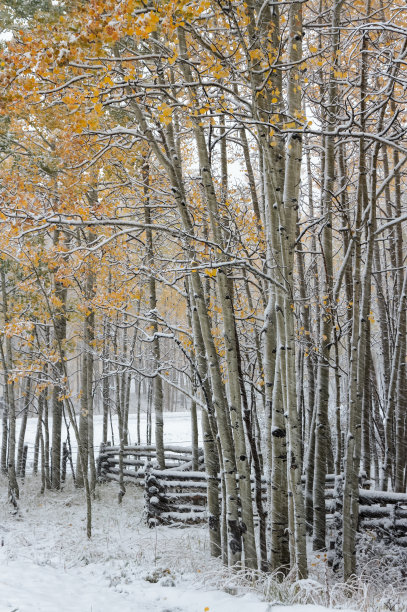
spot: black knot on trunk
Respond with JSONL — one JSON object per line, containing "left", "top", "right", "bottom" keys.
{"left": 228, "top": 519, "right": 243, "bottom": 554}
{"left": 272, "top": 427, "right": 286, "bottom": 438}
{"left": 209, "top": 514, "right": 220, "bottom": 531}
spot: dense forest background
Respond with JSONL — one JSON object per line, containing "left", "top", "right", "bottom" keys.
{"left": 1, "top": 0, "right": 407, "bottom": 584}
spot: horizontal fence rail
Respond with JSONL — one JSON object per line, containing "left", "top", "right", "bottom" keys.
{"left": 97, "top": 444, "right": 407, "bottom": 544}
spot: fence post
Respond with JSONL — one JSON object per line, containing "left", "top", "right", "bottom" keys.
{"left": 330, "top": 475, "right": 343, "bottom": 571}
{"left": 144, "top": 468, "right": 168, "bottom": 527}
{"left": 61, "top": 442, "right": 68, "bottom": 483}
{"left": 97, "top": 442, "right": 107, "bottom": 481}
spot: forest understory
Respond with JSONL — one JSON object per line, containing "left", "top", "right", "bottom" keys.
{"left": 1, "top": 474, "right": 406, "bottom": 612}
{"left": 2, "top": 412, "right": 407, "bottom": 612}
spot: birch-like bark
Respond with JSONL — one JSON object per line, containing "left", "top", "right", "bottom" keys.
{"left": 136, "top": 378, "right": 141, "bottom": 445}
{"left": 87, "top": 295, "right": 96, "bottom": 494}
{"left": 343, "top": 36, "right": 371, "bottom": 578}
{"left": 0, "top": 387, "right": 7, "bottom": 475}
{"left": 102, "top": 316, "right": 110, "bottom": 444}
{"left": 43, "top": 381, "right": 51, "bottom": 489}
{"left": 1, "top": 265, "right": 19, "bottom": 501}
{"left": 361, "top": 336, "right": 371, "bottom": 480}
{"left": 51, "top": 230, "right": 68, "bottom": 490}
{"left": 77, "top": 228, "right": 96, "bottom": 490}
{"left": 142, "top": 157, "right": 165, "bottom": 470}
{"left": 175, "top": 30, "right": 255, "bottom": 567}
{"left": 17, "top": 376, "right": 31, "bottom": 476}
{"left": 270, "top": 350, "right": 289, "bottom": 571}
{"left": 333, "top": 330, "right": 342, "bottom": 476}
{"left": 33, "top": 389, "right": 45, "bottom": 475}
{"left": 188, "top": 282, "right": 221, "bottom": 558}
{"left": 129, "top": 56, "right": 244, "bottom": 566}
{"left": 392, "top": 145, "right": 407, "bottom": 492}
{"left": 76, "top": 328, "right": 89, "bottom": 489}
{"left": 191, "top": 395, "right": 199, "bottom": 471}
{"left": 279, "top": 2, "right": 308, "bottom": 577}
{"left": 297, "top": 191, "right": 316, "bottom": 532}
{"left": 312, "top": 0, "right": 340, "bottom": 551}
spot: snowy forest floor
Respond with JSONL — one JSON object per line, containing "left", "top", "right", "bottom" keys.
{"left": 0, "top": 478, "right": 405, "bottom": 612}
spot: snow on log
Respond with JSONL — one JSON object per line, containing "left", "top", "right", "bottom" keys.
{"left": 97, "top": 445, "right": 407, "bottom": 538}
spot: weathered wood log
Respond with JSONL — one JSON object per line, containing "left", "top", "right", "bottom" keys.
{"left": 358, "top": 505, "right": 407, "bottom": 519}
{"left": 359, "top": 490, "right": 407, "bottom": 505}
{"left": 104, "top": 473, "right": 141, "bottom": 484}
{"left": 106, "top": 467, "right": 146, "bottom": 479}
{"left": 105, "top": 457, "right": 145, "bottom": 468}
{"left": 165, "top": 491, "right": 207, "bottom": 505}
{"left": 159, "top": 511, "right": 207, "bottom": 524}
{"left": 101, "top": 444, "right": 204, "bottom": 456}
{"left": 359, "top": 518, "right": 407, "bottom": 535}
{"left": 97, "top": 446, "right": 407, "bottom": 543}
{"left": 144, "top": 468, "right": 169, "bottom": 527}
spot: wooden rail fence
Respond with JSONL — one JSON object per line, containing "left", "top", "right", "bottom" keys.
{"left": 97, "top": 444, "right": 407, "bottom": 545}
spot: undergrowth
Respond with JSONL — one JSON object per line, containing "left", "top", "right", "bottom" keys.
{"left": 2, "top": 476, "right": 407, "bottom": 611}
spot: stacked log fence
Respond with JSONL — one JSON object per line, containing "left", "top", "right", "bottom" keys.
{"left": 97, "top": 444, "right": 407, "bottom": 546}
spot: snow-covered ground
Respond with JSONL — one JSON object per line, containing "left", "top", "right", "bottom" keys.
{"left": 0, "top": 412, "right": 359, "bottom": 611}
{"left": 0, "top": 477, "right": 356, "bottom": 612}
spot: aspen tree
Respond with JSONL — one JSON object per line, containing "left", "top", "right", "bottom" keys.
{"left": 1, "top": 264, "right": 19, "bottom": 502}
{"left": 281, "top": 2, "right": 308, "bottom": 577}
{"left": 142, "top": 156, "right": 165, "bottom": 470}
{"left": 177, "top": 27, "right": 258, "bottom": 568}
{"left": 312, "top": 0, "right": 340, "bottom": 552}
{"left": 188, "top": 282, "right": 222, "bottom": 558}
{"left": 51, "top": 230, "right": 68, "bottom": 490}
{"left": 17, "top": 376, "right": 32, "bottom": 476}
{"left": 343, "top": 11, "right": 370, "bottom": 577}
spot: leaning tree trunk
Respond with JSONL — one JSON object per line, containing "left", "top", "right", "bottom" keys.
{"left": 188, "top": 282, "right": 222, "bottom": 558}
{"left": 142, "top": 157, "right": 165, "bottom": 470}
{"left": 129, "top": 76, "right": 243, "bottom": 567}
{"left": 175, "top": 33, "right": 258, "bottom": 567}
